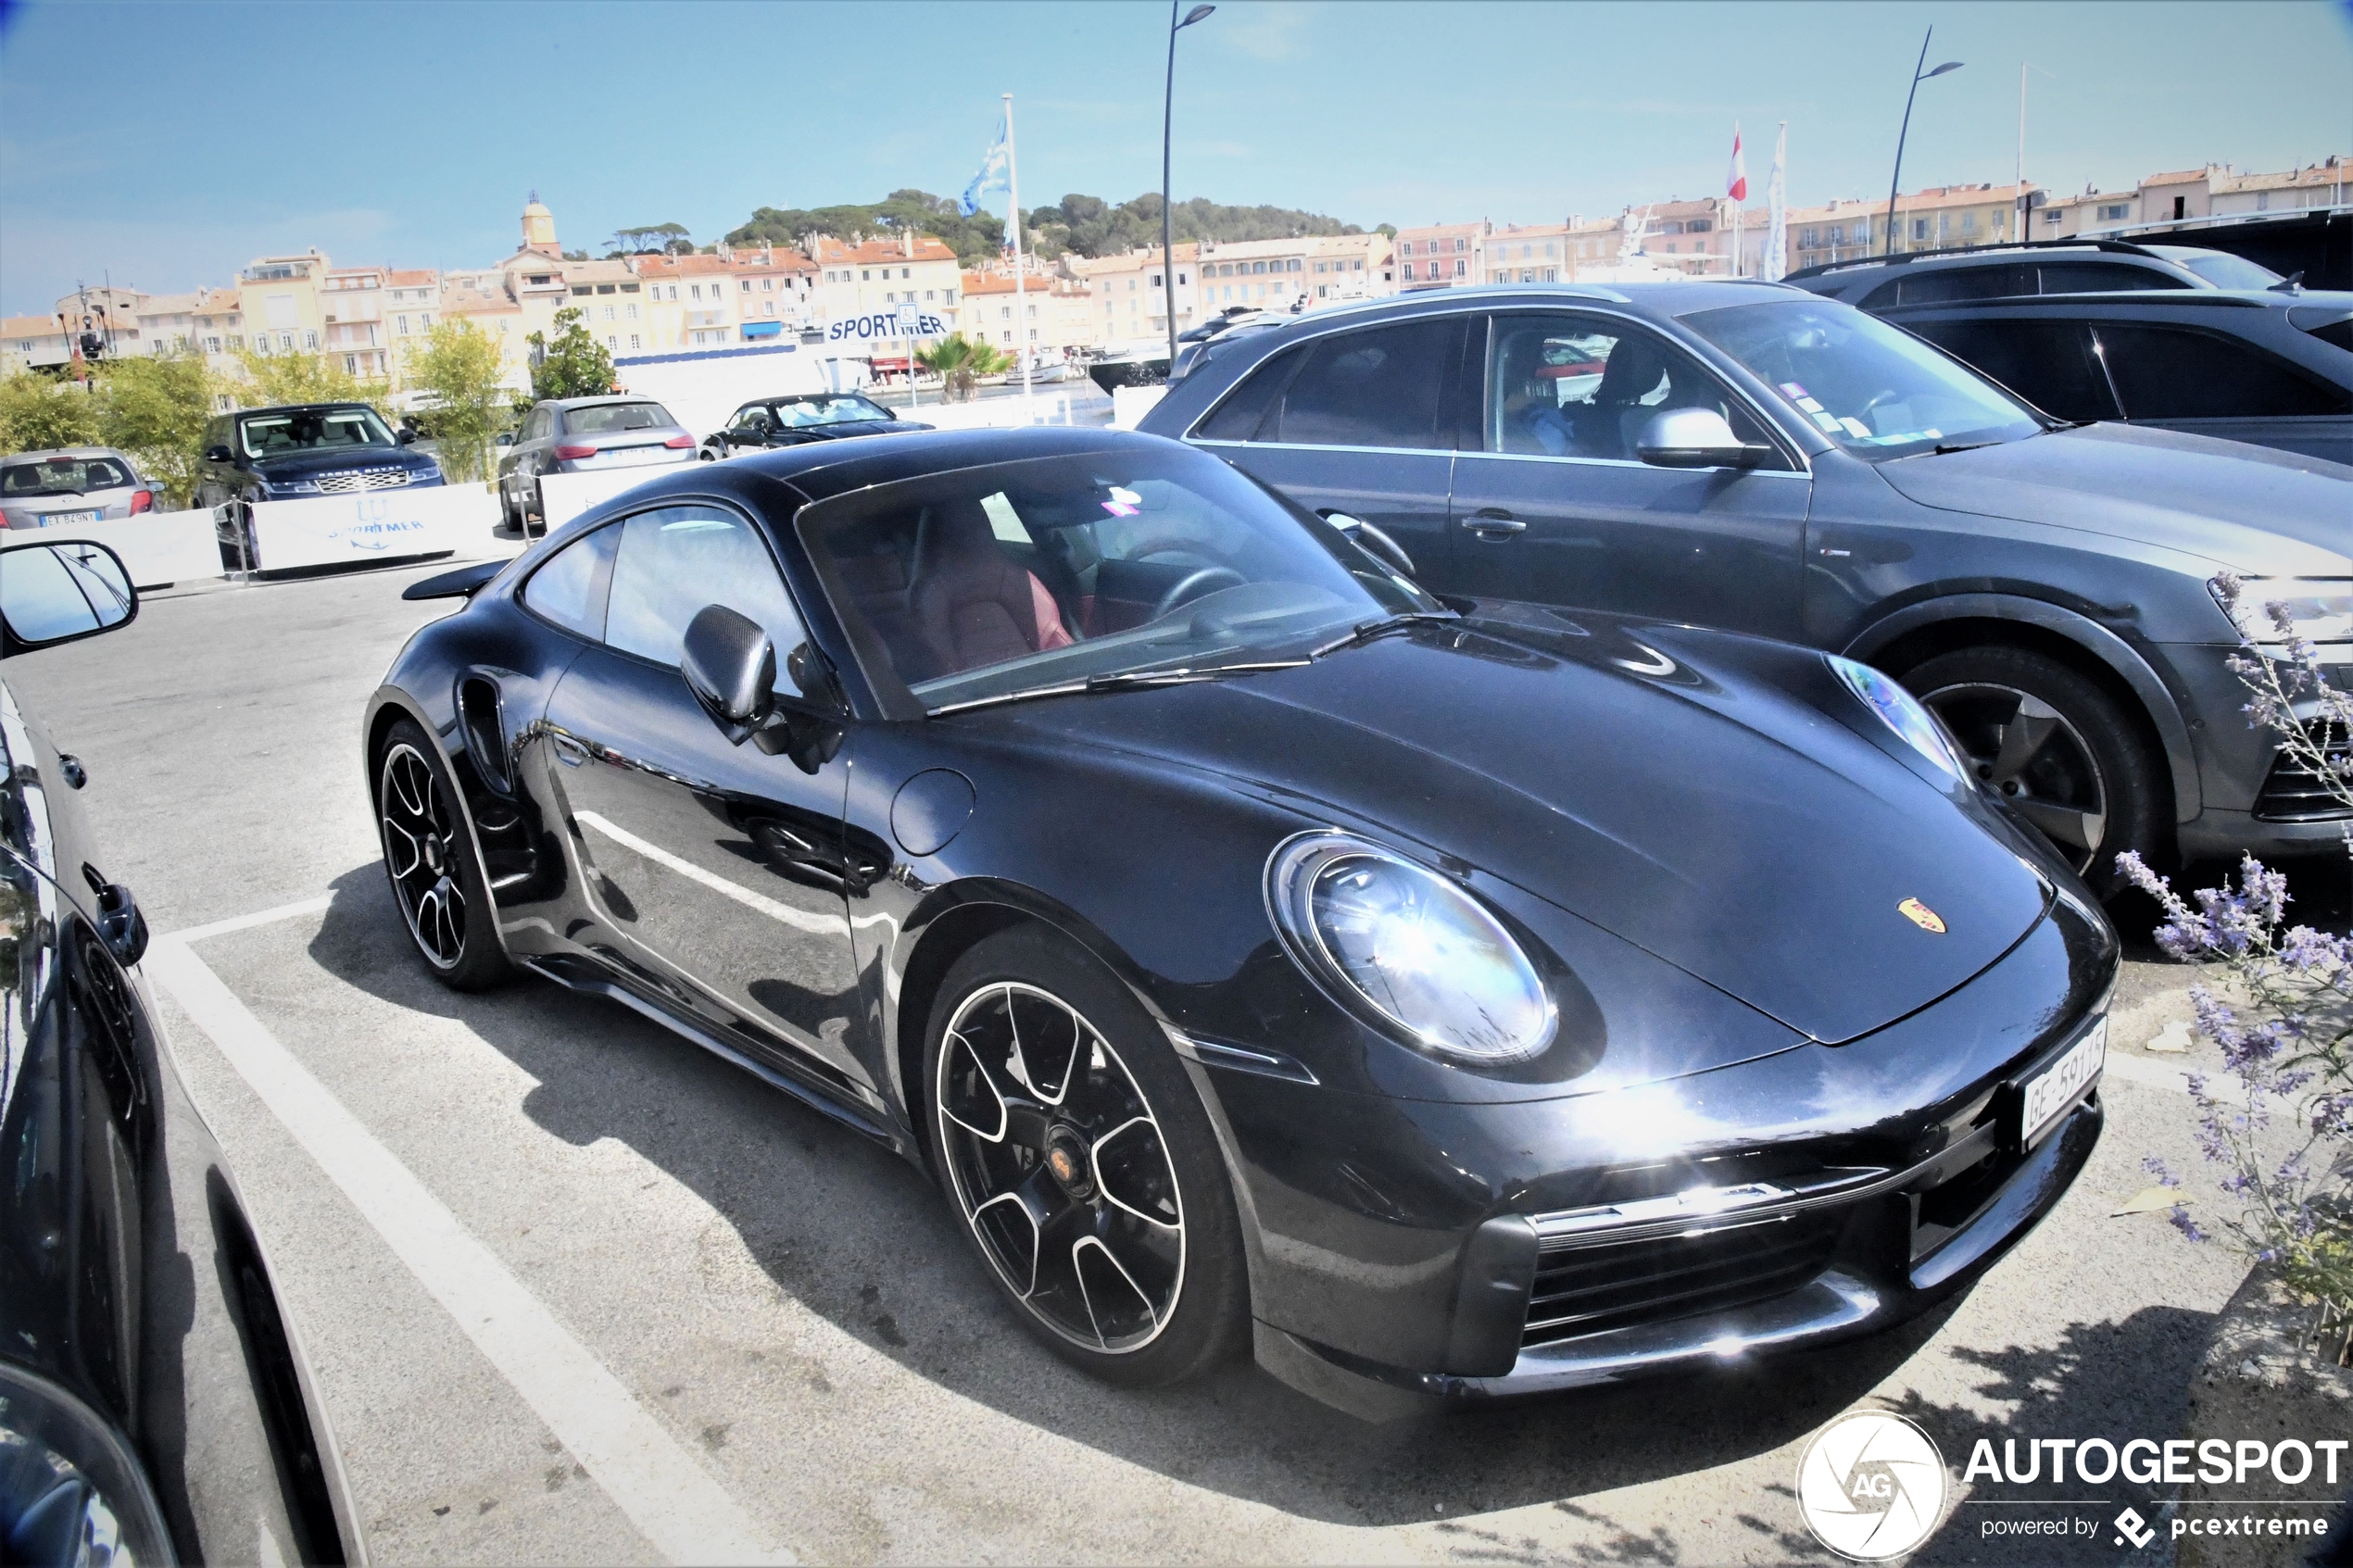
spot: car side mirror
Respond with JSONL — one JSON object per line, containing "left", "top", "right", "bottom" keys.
{"left": 396, "top": 428, "right": 418, "bottom": 445}
{"left": 496, "top": 433, "right": 514, "bottom": 446}
{"left": 204, "top": 444, "right": 233, "bottom": 463}
{"left": 681, "top": 604, "right": 775, "bottom": 745}
{"left": 0, "top": 540, "right": 137, "bottom": 654}
{"left": 1635, "top": 408, "right": 1770, "bottom": 470}
{"left": 1320, "top": 510, "right": 1416, "bottom": 578}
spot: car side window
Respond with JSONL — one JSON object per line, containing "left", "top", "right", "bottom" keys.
{"left": 1193, "top": 346, "right": 1304, "bottom": 441}
{"left": 2095, "top": 324, "right": 2349, "bottom": 420}
{"left": 604, "top": 505, "right": 810, "bottom": 694}
{"left": 1906, "top": 320, "right": 2120, "bottom": 423}
{"left": 2035, "top": 262, "right": 2193, "bottom": 295}
{"left": 1864, "top": 266, "right": 2032, "bottom": 309}
{"left": 1264, "top": 320, "right": 1461, "bottom": 450}
{"left": 1484, "top": 314, "right": 1778, "bottom": 462}
{"left": 518, "top": 523, "right": 618, "bottom": 639}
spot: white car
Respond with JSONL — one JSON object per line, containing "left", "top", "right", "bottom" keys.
{"left": 0, "top": 447, "right": 166, "bottom": 530}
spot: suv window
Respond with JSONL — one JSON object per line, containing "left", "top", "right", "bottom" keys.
{"left": 1193, "top": 346, "right": 1302, "bottom": 441}
{"left": 2095, "top": 324, "right": 2349, "bottom": 420}
{"left": 604, "top": 505, "right": 809, "bottom": 693}
{"left": 1484, "top": 313, "right": 1778, "bottom": 462}
{"left": 1262, "top": 320, "right": 1461, "bottom": 449}
{"left": 1861, "top": 265, "right": 2033, "bottom": 310}
{"left": 2035, "top": 261, "right": 2193, "bottom": 295}
{"left": 1905, "top": 320, "right": 2120, "bottom": 423}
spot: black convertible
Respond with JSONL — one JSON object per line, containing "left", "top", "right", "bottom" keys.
{"left": 366, "top": 427, "right": 2114, "bottom": 1414}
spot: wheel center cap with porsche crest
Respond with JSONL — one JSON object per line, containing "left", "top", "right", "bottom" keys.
{"left": 1044, "top": 1128, "right": 1093, "bottom": 1198}
{"left": 1897, "top": 897, "right": 1945, "bottom": 935}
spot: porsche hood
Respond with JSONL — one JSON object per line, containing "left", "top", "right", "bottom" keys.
{"left": 996, "top": 620, "right": 2053, "bottom": 1046}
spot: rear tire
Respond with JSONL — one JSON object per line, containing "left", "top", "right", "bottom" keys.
{"left": 1903, "top": 645, "right": 2165, "bottom": 894}
{"left": 374, "top": 719, "right": 510, "bottom": 991}
{"left": 922, "top": 924, "right": 1249, "bottom": 1387}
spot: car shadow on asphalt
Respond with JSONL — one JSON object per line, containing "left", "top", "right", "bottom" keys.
{"left": 303, "top": 864, "right": 2207, "bottom": 1539}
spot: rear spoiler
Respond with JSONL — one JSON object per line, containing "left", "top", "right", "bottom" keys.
{"left": 401, "top": 558, "right": 506, "bottom": 601}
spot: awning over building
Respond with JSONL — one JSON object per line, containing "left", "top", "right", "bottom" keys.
{"left": 740, "top": 320, "right": 783, "bottom": 338}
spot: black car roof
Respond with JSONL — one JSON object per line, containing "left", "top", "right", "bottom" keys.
{"left": 618, "top": 426, "right": 1177, "bottom": 510}
{"left": 1884, "top": 287, "right": 2351, "bottom": 314}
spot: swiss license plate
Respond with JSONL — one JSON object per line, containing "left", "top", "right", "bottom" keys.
{"left": 2021, "top": 1017, "right": 2107, "bottom": 1147}
{"left": 43, "top": 509, "right": 99, "bottom": 528}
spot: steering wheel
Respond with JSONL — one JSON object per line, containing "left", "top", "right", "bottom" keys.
{"left": 1152, "top": 567, "right": 1247, "bottom": 621}
{"left": 1856, "top": 388, "right": 1905, "bottom": 422}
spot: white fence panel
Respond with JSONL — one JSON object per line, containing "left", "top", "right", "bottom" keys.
{"left": 536, "top": 468, "right": 696, "bottom": 533}
{"left": 912, "top": 393, "right": 1076, "bottom": 432}
{"left": 247, "top": 485, "right": 503, "bottom": 572}
{"left": 21, "top": 509, "right": 225, "bottom": 589}
{"left": 1111, "top": 385, "right": 1167, "bottom": 430}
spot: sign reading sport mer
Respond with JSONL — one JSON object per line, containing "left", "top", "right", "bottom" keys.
{"left": 826, "top": 306, "right": 950, "bottom": 344}
{"left": 246, "top": 487, "right": 503, "bottom": 572}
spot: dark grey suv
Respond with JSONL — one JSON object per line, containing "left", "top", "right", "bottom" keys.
{"left": 1873, "top": 289, "right": 2353, "bottom": 467}
{"left": 1787, "top": 237, "right": 2284, "bottom": 309}
{"left": 1139, "top": 282, "right": 2353, "bottom": 887}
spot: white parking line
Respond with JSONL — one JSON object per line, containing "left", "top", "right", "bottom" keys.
{"left": 144, "top": 928, "right": 794, "bottom": 1567}
{"left": 166, "top": 893, "right": 336, "bottom": 945}
{"left": 2103, "top": 1049, "right": 2249, "bottom": 1107}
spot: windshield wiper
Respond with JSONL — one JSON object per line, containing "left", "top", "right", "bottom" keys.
{"left": 928, "top": 659, "right": 1308, "bottom": 716}
{"left": 1309, "top": 610, "right": 1459, "bottom": 659}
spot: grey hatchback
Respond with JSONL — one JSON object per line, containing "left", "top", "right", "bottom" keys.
{"left": 497, "top": 395, "right": 696, "bottom": 535}
{"left": 0, "top": 447, "right": 165, "bottom": 530}
{"left": 1139, "top": 282, "right": 2353, "bottom": 888}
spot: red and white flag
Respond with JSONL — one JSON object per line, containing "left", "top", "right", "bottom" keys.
{"left": 1727, "top": 125, "right": 1749, "bottom": 202}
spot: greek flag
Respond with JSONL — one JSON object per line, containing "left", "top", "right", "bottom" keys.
{"left": 958, "top": 113, "right": 1011, "bottom": 218}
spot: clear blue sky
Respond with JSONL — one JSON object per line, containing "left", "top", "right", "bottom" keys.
{"left": 3, "top": 0, "right": 2348, "bottom": 315}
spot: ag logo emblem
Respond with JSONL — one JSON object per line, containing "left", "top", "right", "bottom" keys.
{"left": 1795, "top": 1411, "right": 1946, "bottom": 1561}
{"left": 1897, "top": 897, "right": 1946, "bottom": 934}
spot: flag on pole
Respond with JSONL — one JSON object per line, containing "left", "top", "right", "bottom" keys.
{"left": 1763, "top": 123, "right": 1789, "bottom": 282}
{"left": 958, "top": 111, "right": 1012, "bottom": 218}
{"left": 1727, "top": 125, "right": 1748, "bottom": 203}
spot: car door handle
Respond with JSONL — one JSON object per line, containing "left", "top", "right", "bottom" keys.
{"left": 1460, "top": 509, "right": 1527, "bottom": 536}
{"left": 552, "top": 734, "right": 589, "bottom": 768}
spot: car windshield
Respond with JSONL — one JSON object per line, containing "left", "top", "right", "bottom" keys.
{"left": 799, "top": 445, "right": 1438, "bottom": 712}
{"left": 0, "top": 457, "right": 132, "bottom": 496}
{"left": 566, "top": 401, "right": 673, "bottom": 434}
{"left": 239, "top": 408, "right": 396, "bottom": 458}
{"left": 773, "top": 395, "right": 892, "bottom": 428}
{"left": 1684, "top": 298, "right": 2045, "bottom": 458}
{"left": 2153, "top": 249, "right": 2284, "bottom": 290}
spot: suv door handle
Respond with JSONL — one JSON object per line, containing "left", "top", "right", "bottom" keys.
{"left": 1461, "top": 509, "right": 1527, "bottom": 536}
{"left": 552, "top": 734, "right": 589, "bottom": 768}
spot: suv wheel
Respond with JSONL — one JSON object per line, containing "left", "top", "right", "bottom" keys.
{"left": 1903, "top": 646, "right": 2163, "bottom": 892}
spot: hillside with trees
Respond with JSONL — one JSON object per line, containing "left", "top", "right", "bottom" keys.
{"left": 726, "top": 190, "right": 1372, "bottom": 267}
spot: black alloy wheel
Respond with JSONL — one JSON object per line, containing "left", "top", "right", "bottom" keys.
{"left": 924, "top": 926, "right": 1246, "bottom": 1386}
{"left": 1904, "top": 646, "right": 2162, "bottom": 890}
{"left": 376, "top": 719, "right": 509, "bottom": 990}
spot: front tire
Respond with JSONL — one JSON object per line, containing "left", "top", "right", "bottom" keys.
{"left": 923, "top": 925, "right": 1248, "bottom": 1386}
{"left": 1904, "top": 645, "right": 2165, "bottom": 892}
{"left": 375, "top": 719, "right": 509, "bottom": 990}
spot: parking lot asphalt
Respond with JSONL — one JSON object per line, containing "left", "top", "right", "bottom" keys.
{"left": 2, "top": 560, "right": 2306, "bottom": 1565}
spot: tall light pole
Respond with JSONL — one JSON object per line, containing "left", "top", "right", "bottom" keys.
{"left": 1883, "top": 28, "right": 1962, "bottom": 257}
{"left": 1163, "top": 2, "right": 1214, "bottom": 376}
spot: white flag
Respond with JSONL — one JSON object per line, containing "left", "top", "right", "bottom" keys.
{"left": 1764, "top": 124, "right": 1788, "bottom": 282}
{"left": 958, "top": 111, "right": 1011, "bottom": 218}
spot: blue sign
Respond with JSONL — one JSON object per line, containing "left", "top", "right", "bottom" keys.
{"left": 827, "top": 308, "right": 949, "bottom": 344}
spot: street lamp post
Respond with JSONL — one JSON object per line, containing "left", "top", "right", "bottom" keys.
{"left": 1163, "top": 2, "right": 1214, "bottom": 378}
{"left": 1883, "top": 28, "right": 1963, "bottom": 257}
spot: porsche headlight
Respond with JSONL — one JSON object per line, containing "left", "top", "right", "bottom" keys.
{"left": 2213, "top": 577, "right": 2353, "bottom": 648}
{"left": 1265, "top": 832, "right": 1555, "bottom": 1065}
{"left": 1829, "top": 655, "right": 1969, "bottom": 783}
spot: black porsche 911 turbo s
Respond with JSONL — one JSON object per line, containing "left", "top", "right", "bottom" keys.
{"left": 364, "top": 425, "right": 2115, "bottom": 1415}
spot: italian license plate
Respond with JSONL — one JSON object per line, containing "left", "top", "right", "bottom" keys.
{"left": 43, "top": 509, "right": 99, "bottom": 528}
{"left": 2021, "top": 1017, "right": 2107, "bottom": 1147}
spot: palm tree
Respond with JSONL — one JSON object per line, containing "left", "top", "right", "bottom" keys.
{"left": 913, "top": 332, "right": 1013, "bottom": 402}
